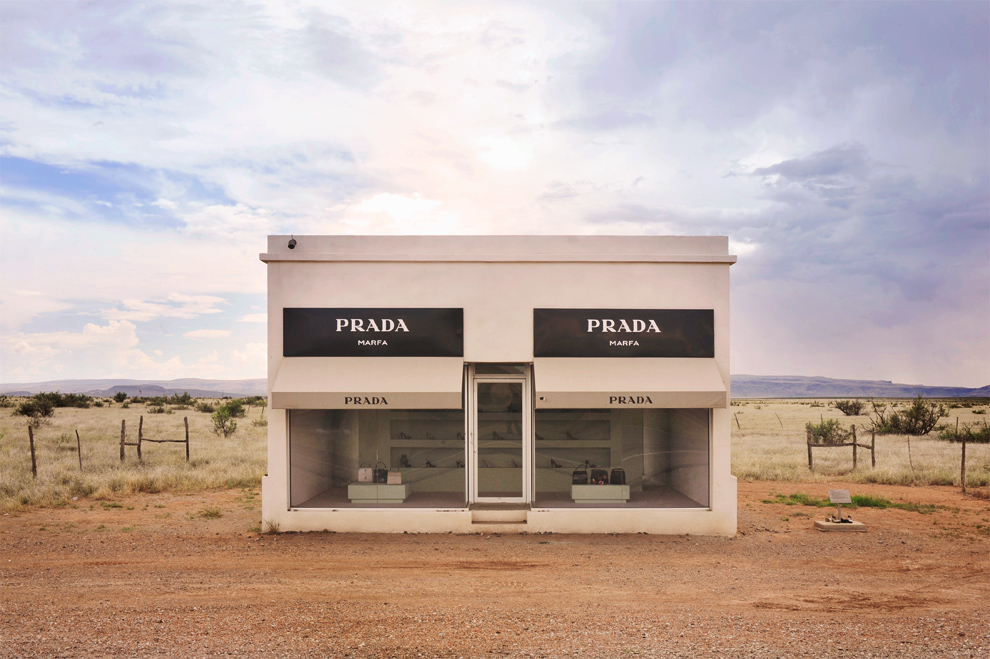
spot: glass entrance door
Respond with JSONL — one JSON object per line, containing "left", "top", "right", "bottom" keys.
{"left": 470, "top": 370, "right": 531, "bottom": 503}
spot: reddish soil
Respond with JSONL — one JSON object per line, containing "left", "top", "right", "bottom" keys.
{"left": 1, "top": 481, "right": 987, "bottom": 658}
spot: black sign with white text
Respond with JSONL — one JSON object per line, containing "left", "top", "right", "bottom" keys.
{"left": 534, "top": 308, "right": 714, "bottom": 358}
{"left": 284, "top": 308, "right": 463, "bottom": 357}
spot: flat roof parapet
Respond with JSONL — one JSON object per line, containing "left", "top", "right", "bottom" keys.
{"left": 260, "top": 235, "right": 737, "bottom": 264}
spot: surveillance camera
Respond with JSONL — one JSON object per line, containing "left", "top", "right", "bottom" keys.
{"left": 288, "top": 238, "right": 297, "bottom": 249}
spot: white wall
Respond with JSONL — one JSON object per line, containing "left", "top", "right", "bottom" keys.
{"left": 666, "top": 408, "right": 711, "bottom": 507}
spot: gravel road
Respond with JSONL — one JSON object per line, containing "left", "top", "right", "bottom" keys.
{"left": 1, "top": 481, "right": 987, "bottom": 658}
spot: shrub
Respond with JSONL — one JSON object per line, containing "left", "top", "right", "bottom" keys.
{"left": 0, "top": 395, "right": 12, "bottom": 408}
{"left": 220, "top": 399, "right": 246, "bottom": 418}
{"left": 112, "top": 392, "right": 128, "bottom": 403}
{"left": 147, "top": 406, "right": 166, "bottom": 414}
{"left": 168, "top": 391, "right": 194, "bottom": 405}
{"left": 121, "top": 402, "right": 130, "bottom": 409}
{"left": 195, "top": 402, "right": 215, "bottom": 414}
{"left": 211, "top": 407, "right": 238, "bottom": 437}
{"left": 831, "top": 400, "right": 864, "bottom": 416}
{"left": 805, "top": 419, "right": 852, "bottom": 445}
{"left": 32, "top": 392, "right": 93, "bottom": 409}
{"left": 242, "top": 396, "right": 267, "bottom": 407}
{"left": 93, "top": 401, "right": 104, "bottom": 407}
{"left": 14, "top": 398, "right": 55, "bottom": 427}
{"left": 938, "top": 421, "right": 990, "bottom": 444}
{"left": 868, "top": 397, "right": 946, "bottom": 435}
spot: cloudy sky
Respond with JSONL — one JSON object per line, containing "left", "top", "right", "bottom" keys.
{"left": 1, "top": 1, "right": 987, "bottom": 387}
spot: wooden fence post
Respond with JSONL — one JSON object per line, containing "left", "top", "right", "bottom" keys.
{"left": 75, "top": 429, "right": 83, "bottom": 471}
{"left": 137, "top": 415, "right": 143, "bottom": 462}
{"left": 961, "top": 434, "right": 967, "bottom": 495}
{"left": 734, "top": 413, "right": 741, "bottom": 429}
{"left": 871, "top": 429, "right": 876, "bottom": 468}
{"left": 852, "top": 425, "right": 857, "bottom": 469}
{"left": 184, "top": 416, "right": 190, "bottom": 462}
{"left": 807, "top": 426, "right": 813, "bottom": 471}
{"left": 120, "top": 419, "right": 126, "bottom": 462}
{"left": 28, "top": 425, "right": 37, "bottom": 479}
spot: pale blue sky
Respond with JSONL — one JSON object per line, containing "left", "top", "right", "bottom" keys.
{"left": 1, "top": 1, "right": 987, "bottom": 386}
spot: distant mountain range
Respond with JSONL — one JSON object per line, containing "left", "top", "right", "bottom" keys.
{"left": 1, "top": 375, "right": 986, "bottom": 399}
{"left": 732, "top": 375, "right": 989, "bottom": 398}
{"left": 0, "top": 378, "right": 267, "bottom": 398}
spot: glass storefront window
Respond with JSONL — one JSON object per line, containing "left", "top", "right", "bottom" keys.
{"left": 534, "top": 408, "right": 710, "bottom": 508}
{"left": 289, "top": 409, "right": 466, "bottom": 508}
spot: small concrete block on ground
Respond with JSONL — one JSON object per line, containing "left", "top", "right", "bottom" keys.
{"left": 814, "top": 520, "right": 867, "bottom": 532}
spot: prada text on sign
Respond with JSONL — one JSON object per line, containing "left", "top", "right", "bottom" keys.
{"left": 533, "top": 309, "right": 714, "bottom": 358}
{"left": 283, "top": 308, "right": 463, "bottom": 357}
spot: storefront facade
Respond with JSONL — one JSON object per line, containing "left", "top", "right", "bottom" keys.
{"left": 260, "top": 236, "right": 737, "bottom": 534}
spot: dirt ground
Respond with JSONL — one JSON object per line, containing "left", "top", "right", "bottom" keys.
{"left": 1, "top": 482, "right": 987, "bottom": 659}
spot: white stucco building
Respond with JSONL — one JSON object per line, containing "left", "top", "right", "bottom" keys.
{"left": 260, "top": 235, "right": 737, "bottom": 534}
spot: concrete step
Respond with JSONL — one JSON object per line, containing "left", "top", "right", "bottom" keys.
{"left": 471, "top": 508, "right": 529, "bottom": 524}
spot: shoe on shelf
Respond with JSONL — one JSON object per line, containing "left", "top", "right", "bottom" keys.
{"left": 425, "top": 459, "right": 436, "bottom": 468}
{"left": 455, "top": 459, "right": 464, "bottom": 468}
{"left": 399, "top": 454, "right": 411, "bottom": 468}
{"left": 550, "top": 458, "right": 562, "bottom": 468}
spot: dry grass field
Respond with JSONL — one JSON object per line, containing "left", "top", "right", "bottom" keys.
{"left": 1, "top": 397, "right": 987, "bottom": 512}
{"left": 731, "top": 399, "right": 990, "bottom": 489}
{"left": 0, "top": 398, "right": 268, "bottom": 512}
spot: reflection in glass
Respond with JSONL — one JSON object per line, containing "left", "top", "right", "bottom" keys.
{"left": 477, "top": 382, "right": 523, "bottom": 498}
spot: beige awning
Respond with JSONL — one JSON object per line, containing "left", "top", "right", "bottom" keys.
{"left": 271, "top": 358, "right": 464, "bottom": 409}
{"left": 534, "top": 358, "right": 727, "bottom": 409}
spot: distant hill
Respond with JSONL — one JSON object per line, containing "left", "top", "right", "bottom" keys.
{"left": 2, "top": 375, "right": 986, "bottom": 400}
{"left": 733, "top": 375, "right": 990, "bottom": 398}
{"left": 0, "top": 378, "right": 267, "bottom": 398}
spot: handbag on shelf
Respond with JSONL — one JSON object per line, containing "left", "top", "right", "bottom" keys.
{"left": 590, "top": 468, "right": 609, "bottom": 485}
{"left": 387, "top": 470, "right": 402, "bottom": 485}
{"left": 572, "top": 465, "right": 589, "bottom": 485}
{"left": 373, "top": 461, "right": 388, "bottom": 484}
{"left": 609, "top": 468, "right": 626, "bottom": 485}
{"left": 357, "top": 462, "right": 372, "bottom": 483}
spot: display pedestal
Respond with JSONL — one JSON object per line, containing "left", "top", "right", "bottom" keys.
{"left": 571, "top": 484, "right": 630, "bottom": 503}
{"left": 347, "top": 483, "right": 409, "bottom": 503}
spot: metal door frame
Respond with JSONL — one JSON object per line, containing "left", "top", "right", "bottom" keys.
{"left": 467, "top": 364, "right": 533, "bottom": 504}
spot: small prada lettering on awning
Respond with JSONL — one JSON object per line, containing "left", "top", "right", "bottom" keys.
{"left": 534, "top": 358, "right": 727, "bottom": 409}
{"left": 271, "top": 357, "right": 464, "bottom": 409}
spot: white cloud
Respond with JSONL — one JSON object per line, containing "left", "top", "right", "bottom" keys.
{"left": 0, "top": 319, "right": 263, "bottom": 382}
{"left": 183, "top": 329, "right": 232, "bottom": 339}
{"left": 476, "top": 136, "right": 532, "bottom": 170}
{"left": 238, "top": 313, "right": 267, "bottom": 323}
{"left": 229, "top": 342, "right": 267, "bottom": 371}
{"left": 104, "top": 294, "right": 228, "bottom": 322}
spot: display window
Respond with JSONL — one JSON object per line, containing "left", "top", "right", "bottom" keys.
{"left": 289, "top": 408, "right": 466, "bottom": 508}
{"left": 534, "top": 408, "right": 709, "bottom": 508}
